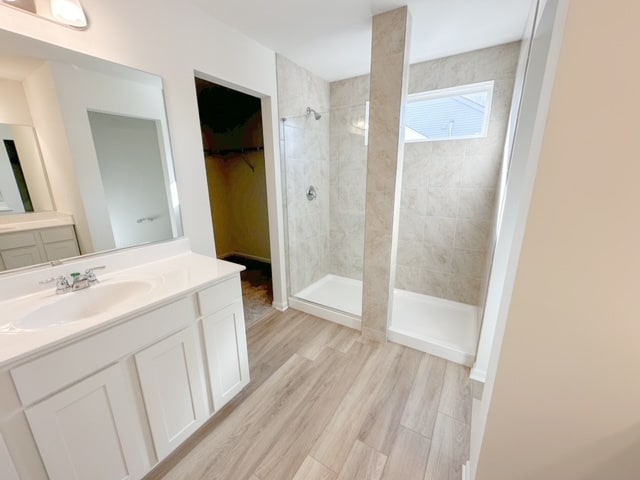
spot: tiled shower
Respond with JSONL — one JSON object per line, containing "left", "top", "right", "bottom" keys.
{"left": 277, "top": 43, "right": 521, "bottom": 365}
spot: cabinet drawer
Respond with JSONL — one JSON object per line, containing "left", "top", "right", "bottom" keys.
{"left": 40, "top": 226, "right": 76, "bottom": 244}
{"left": 44, "top": 240, "right": 80, "bottom": 261}
{"left": 0, "top": 231, "right": 37, "bottom": 249}
{"left": 197, "top": 275, "right": 241, "bottom": 317}
{"left": 11, "top": 296, "right": 196, "bottom": 406}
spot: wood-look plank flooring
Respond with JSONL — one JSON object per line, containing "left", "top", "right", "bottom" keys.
{"left": 144, "top": 309, "right": 471, "bottom": 480}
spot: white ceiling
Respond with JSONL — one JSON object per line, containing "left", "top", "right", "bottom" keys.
{"left": 191, "top": 0, "right": 535, "bottom": 81}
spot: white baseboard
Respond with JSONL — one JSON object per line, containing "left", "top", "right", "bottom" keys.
{"left": 288, "top": 297, "right": 361, "bottom": 331}
{"left": 219, "top": 251, "right": 271, "bottom": 264}
{"left": 470, "top": 366, "right": 487, "bottom": 384}
{"left": 462, "top": 460, "right": 471, "bottom": 480}
{"left": 272, "top": 300, "right": 288, "bottom": 311}
{"left": 388, "top": 327, "right": 474, "bottom": 367}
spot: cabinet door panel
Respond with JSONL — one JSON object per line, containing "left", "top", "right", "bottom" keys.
{"left": 202, "top": 301, "right": 249, "bottom": 410}
{"left": 25, "top": 364, "right": 147, "bottom": 480}
{"left": 135, "top": 326, "right": 207, "bottom": 460}
{"left": 0, "top": 433, "right": 19, "bottom": 480}
{"left": 44, "top": 240, "right": 80, "bottom": 261}
{"left": 1, "top": 246, "right": 43, "bottom": 269}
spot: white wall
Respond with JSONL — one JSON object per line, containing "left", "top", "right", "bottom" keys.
{"left": 206, "top": 152, "right": 271, "bottom": 261}
{"left": 473, "top": 0, "right": 640, "bottom": 478}
{"left": 0, "top": 0, "right": 287, "bottom": 309}
{"left": 0, "top": 79, "right": 32, "bottom": 125}
{"left": 10, "top": 125, "right": 52, "bottom": 212}
{"left": 22, "top": 62, "right": 89, "bottom": 250}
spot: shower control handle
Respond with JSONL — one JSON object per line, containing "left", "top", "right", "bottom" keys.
{"left": 306, "top": 185, "right": 317, "bottom": 201}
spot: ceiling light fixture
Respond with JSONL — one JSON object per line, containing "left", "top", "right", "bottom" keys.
{"left": 50, "top": 0, "right": 87, "bottom": 28}
{"left": 1, "top": 0, "right": 37, "bottom": 14}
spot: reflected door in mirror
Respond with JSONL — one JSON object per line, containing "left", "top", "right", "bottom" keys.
{"left": 88, "top": 112, "right": 173, "bottom": 250}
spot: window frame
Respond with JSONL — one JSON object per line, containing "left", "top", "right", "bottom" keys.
{"left": 404, "top": 80, "right": 495, "bottom": 143}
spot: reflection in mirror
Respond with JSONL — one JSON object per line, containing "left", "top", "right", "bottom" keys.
{"left": 0, "top": 30, "right": 182, "bottom": 273}
{"left": 88, "top": 112, "right": 174, "bottom": 250}
{"left": 1, "top": 0, "right": 89, "bottom": 30}
{"left": 0, "top": 124, "right": 51, "bottom": 214}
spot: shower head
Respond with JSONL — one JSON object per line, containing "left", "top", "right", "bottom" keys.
{"left": 306, "top": 107, "right": 321, "bottom": 120}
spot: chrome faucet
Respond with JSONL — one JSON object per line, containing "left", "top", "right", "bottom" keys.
{"left": 40, "top": 275, "right": 72, "bottom": 295}
{"left": 40, "top": 266, "right": 106, "bottom": 294}
{"left": 85, "top": 266, "right": 105, "bottom": 285}
{"left": 70, "top": 272, "right": 90, "bottom": 291}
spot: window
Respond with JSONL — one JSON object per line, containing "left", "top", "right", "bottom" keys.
{"left": 404, "top": 81, "right": 494, "bottom": 142}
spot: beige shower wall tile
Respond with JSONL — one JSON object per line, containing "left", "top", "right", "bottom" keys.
{"left": 372, "top": 6, "right": 409, "bottom": 57}
{"left": 452, "top": 249, "right": 488, "bottom": 277}
{"left": 398, "top": 212, "right": 425, "bottom": 244}
{"left": 339, "top": 184, "right": 367, "bottom": 213}
{"left": 457, "top": 189, "right": 496, "bottom": 222}
{"left": 462, "top": 154, "right": 501, "bottom": 188}
{"left": 431, "top": 140, "right": 467, "bottom": 157}
{"left": 404, "top": 141, "right": 432, "bottom": 163}
{"left": 396, "top": 265, "right": 422, "bottom": 292}
{"left": 367, "top": 150, "right": 401, "bottom": 192}
{"left": 426, "top": 188, "right": 458, "bottom": 218}
{"left": 469, "top": 42, "right": 521, "bottom": 82}
{"left": 423, "top": 244, "right": 453, "bottom": 274}
{"left": 403, "top": 156, "right": 430, "bottom": 190}
{"left": 331, "top": 74, "right": 370, "bottom": 107}
{"left": 424, "top": 217, "right": 456, "bottom": 247}
{"left": 429, "top": 156, "right": 463, "bottom": 188}
{"left": 449, "top": 274, "right": 483, "bottom": 306}
{"left": 420, "top": 269, "right": 451, "bottom": 299}
{"left": 363, "top": 261, "right": 393, "bottom": 300}
{"left": 397, "top": 239, "right": 426, "bottom": 267}
{"left": 366, "top": 190, "right": 396, "bottom": 232}
{"left": 464, "top": 132, "right": 506, "bottom": 160}
{"left": 366, "top": 231, "right": 394, "bottom": 269}
{"left": 401, "top": 188, "right": 428, "bottom": 216}
{"left": 455, "top": 219, "right": 490, "bottom": 251}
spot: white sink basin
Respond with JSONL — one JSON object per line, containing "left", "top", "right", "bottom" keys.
{"left": 14, "top": 280, "right": 155, "bottom": 331}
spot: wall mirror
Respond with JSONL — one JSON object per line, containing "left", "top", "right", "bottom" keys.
{"left": 0, "top": 29, "right": 182, "bottom": 273}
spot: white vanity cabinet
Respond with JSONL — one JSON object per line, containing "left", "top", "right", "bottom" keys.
{"left": 0, "top": 231, "right": 43, "bottom": 270}
{"left": 0, "top": 225, "right": 80, "bottom": 271}
{"left": 24, "top": 364, "right": 148, "bottom": 480}
{"left": 198, "top": 276, "right": 250, "bottom": 410}
{"left": 135, "top": 325, "right": 208, "bottom": 460}
{"left": 0, "top": 432, "right": 19, "bottom": 480}
{"left": 39, "top": 226, "right": 81, "bottom": 262}
{"left": 2, "top": 269, "right": 248, "bottom": 480}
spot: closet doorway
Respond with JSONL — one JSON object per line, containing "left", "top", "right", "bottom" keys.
{"left": 195, "top": 78, "right": 274, "bottom": 328}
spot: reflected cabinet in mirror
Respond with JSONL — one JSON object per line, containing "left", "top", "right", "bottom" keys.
{"left": 0, "top": 29, "right": 182, "bottom": 273}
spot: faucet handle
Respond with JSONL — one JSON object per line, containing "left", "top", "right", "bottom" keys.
{"left": 40, "top": 275, "right": 71, "bottom": 294}
{"left": 40, "top": 275, "right": 67, "bottom": 284}
{"left": 85, "top": 265, "right": 105, "bottom": 284}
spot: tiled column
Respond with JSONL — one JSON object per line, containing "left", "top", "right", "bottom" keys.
{"left": 361, "top": 7, "right": 411, "bottom": 342}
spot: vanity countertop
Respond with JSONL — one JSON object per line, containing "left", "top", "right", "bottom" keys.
{"left": 0, "top": 252, "right": 244, "bottom": 368}
{"left": 0, "top": 212, "right": 75, "bottom": 234}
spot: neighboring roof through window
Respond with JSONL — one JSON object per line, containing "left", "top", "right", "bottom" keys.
{"left": 405, "top": 81, "right": 494, "bottom": 142}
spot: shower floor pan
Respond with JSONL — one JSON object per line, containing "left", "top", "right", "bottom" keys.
{"left": 292, "top": 274, "right": 479, "bottom": 366}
